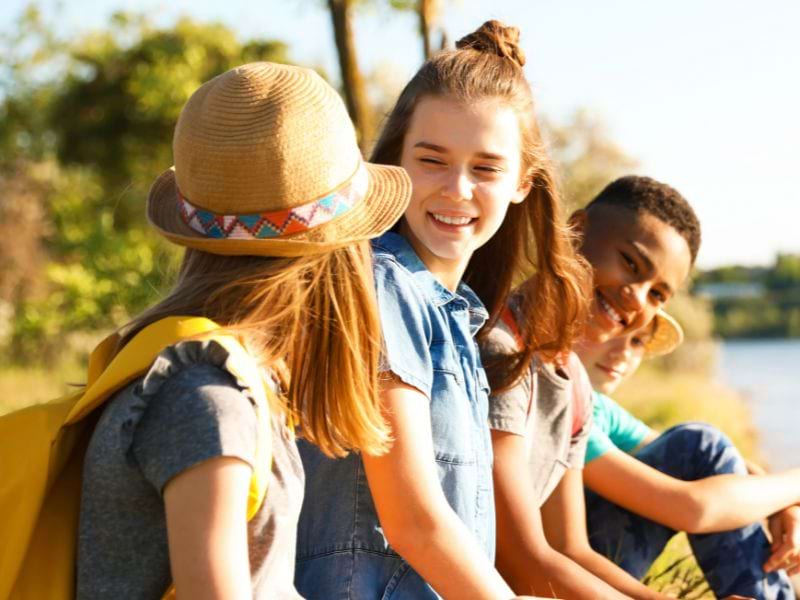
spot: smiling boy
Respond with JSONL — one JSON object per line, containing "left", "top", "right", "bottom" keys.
{"left": 485, "top": 176, "right": 698, "bottom": 599}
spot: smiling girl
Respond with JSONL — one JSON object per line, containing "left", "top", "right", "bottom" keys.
{"left": 294, "top": 21, "right": 588, "bottom": 599}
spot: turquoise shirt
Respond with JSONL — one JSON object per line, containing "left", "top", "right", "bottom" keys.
{"left": 585, "top": 391, "right": 650, "bottom": 463}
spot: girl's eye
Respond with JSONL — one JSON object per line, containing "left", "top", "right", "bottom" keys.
{"left": 621, "top": 252, "right": 638, "bottom": 273}
{"left": 475, "top": 165, "right": 502, "bottom": 174}
{"left": 631, "top": 336, "right": 645, "bottom": 347}
{"left": 649, "top": 289, "right": 666, "bottom": 303}
{"left": 419, "top": 157, "right": 446, "bottom": 166}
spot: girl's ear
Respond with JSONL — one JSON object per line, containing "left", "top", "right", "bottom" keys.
{"left": 511, "top": 179, "right": 532, "bottom": 205}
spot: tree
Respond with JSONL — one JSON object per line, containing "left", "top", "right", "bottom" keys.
{"left": 767, "top": 253, "right": 800, "bottom": 291}
{"left": 327, "top": 0, "right": 374, "bottom": 149}
{"left": 388, "top": 0, "right": 445, "bottom": 59}
{"left": 0, "top": 10, "right": 290, "bottom": 361}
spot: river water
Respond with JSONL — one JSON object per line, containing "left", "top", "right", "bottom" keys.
{"left": 718, "top": 339, "right": 800, "bottom": 470}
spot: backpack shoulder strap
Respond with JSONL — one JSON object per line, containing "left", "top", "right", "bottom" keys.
{"left": 66, "top": 316, "right": 222, "bottom": 424}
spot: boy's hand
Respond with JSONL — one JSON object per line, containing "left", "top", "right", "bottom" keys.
{"left": 765, "top": 505, "right": 800, "bottom": 574}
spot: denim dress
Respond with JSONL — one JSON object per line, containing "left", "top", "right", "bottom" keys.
{"left": 295, "top": 232, "right": 494, "bottom": 599}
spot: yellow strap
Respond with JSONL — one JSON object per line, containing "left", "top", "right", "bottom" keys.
{"left": 67, "top": 316, "right": 222, "bottom": 424}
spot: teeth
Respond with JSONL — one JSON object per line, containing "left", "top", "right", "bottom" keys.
{"left": 598, "top": 295, "right": 622, "bottom": 323}
{"left": 432, "top": 213, "right": 472, "bottom": 226}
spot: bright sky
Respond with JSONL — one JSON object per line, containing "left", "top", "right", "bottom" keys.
{"left": 3, "top": 0, "right": 799, "bottom": 269}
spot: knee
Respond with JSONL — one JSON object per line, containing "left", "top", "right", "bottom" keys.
{"left": 664, "top": 422, "right": 746, "bottom": 478}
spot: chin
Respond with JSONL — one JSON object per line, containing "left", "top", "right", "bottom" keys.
{"left": 426, "top": 241, "right": 470, "bottom": 262}
{"left": 598, "top": 382, "right": 616, "bottom": 395}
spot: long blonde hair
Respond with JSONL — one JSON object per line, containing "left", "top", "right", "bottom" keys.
{"left": 120, "top": 242, "right": 388, "bottom": 458}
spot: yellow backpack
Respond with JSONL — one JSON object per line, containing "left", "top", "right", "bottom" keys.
{"left": 0, "top": 316, "right": 274, "bottom": 600}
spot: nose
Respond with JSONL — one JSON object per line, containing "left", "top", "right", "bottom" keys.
{"left": 607, "top": 339, "right": 633, "bottom": 363}
{"left": 621, "top": 283, "right": 648, "bottom": 313}
{"left": 441, "top": 167, "right": 474, "bottom": 202}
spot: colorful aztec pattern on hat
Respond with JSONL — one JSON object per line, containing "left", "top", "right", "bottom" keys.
{"left": 178, "top": 163, "right": 369, "bottom": 240}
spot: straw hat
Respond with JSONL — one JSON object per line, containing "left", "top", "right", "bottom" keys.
{"left": 147, "top": 62, "right": 410, "bottom": 256}
{"left": 644, "top": 310, "right": 684, "bottom": 357}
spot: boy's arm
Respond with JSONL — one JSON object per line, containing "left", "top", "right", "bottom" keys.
{"left": 492, "top": 430, "right": 630, "bottom": 599}
{"left": 540, "top": 469, "right": 668, "bottom": 600}
{"left": 585, "top": 446, "right": 800, "bottom": 533}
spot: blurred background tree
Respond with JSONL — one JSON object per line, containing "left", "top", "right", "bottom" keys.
{"left": 0, "top": 7, "right": 288, "bottom": 362}
{"left": 544, "top": 109, "right": 638, "bottom": 212}
{"left": 327, "top": 0, "right": 374, "bottom": 150}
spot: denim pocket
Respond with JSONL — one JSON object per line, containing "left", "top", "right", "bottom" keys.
{"left": 381, "top": 560, "right": 438, "bottom": 599}
{"left": 430, "top": 340, "right": 461, "bottom": 380}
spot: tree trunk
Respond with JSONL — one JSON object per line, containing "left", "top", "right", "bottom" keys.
{"left": 327, "top": 0, "right": 373, "bottom": 150}
{"left": 418, "top": 0, "right": 432, "bottom": 59}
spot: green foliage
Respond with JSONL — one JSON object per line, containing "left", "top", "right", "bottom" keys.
{"left": 694, "top": 264, "right": 766, "bottom": 285}
{"left": 0, "top": 8, "right": 290, "bottom": 363}
{"left": 767, "top": 253, "right": 800, "bottom": 291}
{"left": 696, "top": 253, "right": 800, "bottom": 338}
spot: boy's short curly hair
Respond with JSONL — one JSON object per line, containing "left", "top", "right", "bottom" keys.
{"left": 585, "top": 175, "right": 701, "bottom": 264}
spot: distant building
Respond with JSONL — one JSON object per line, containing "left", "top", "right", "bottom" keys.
{"left": 694, "top": 282, "right": 766, "bottom": 301}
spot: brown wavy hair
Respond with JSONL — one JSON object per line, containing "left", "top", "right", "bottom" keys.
{"left": 119, "top": 243, "right": 389, "bottom": 458}
{"left": 370, "top": 20, "right": 591, "bottom": 391}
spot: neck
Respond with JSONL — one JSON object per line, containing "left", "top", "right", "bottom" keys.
{"left": 398, "top": 223, "right": 470, "bottom": 292}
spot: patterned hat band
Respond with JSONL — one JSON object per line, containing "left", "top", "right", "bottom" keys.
{"left": 178, "top": 163, "right": 369, "bottom": 239}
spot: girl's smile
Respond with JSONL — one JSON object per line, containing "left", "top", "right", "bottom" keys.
{"left": 399, "top": 96, "right": 530, "bottom": 290}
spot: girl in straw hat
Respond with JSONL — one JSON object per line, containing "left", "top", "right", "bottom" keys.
{"left": 295, "top": 21, "right": 588, "bottom": 599}
{"left": 76, "top": 62, "right": 410, "bottom": 598}
{"left": 577, "top": 312, "right": 800, "bottom": 597}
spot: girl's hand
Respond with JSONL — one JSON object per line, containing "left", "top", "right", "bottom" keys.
{"left": 765, "top": 505, "right": 800, "bottom": 574}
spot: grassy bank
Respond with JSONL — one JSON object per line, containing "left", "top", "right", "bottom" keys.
{"left": 0, "top": 361, "right": 85, "bottom": 415}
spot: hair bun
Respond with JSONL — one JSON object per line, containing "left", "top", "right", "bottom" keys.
{"left": 456, "top": 20, "right": 526, "bottom": 68}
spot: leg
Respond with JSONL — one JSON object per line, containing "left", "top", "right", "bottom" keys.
{"left": 585, "top": 487, "right": 676, "bottom": 580}
{"left": 637, "top": 423, "right": 794, "bottom": 600}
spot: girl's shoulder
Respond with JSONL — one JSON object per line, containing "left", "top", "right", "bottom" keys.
{"left": 138, "top": 338, "right": 273, "bottom": 401}
{"left": 86, "top": 338, "right": 266, "bottom": 498}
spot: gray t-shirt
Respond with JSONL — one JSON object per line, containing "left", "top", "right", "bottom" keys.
{"left": 77, "top": 340, "right": 304, "bottom": 599}
{"left": 482, "top": 308, "right": 593, "bottom": 507}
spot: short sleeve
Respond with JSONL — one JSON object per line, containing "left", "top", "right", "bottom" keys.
{"left": 601, "top": 392, "right": 650, "bottom": 454}
{"left": 131, "top": 361, "right": 258, "bottom": 494}
{"left": 585, "top": 422, "right": 615, "bottom": 464}
{"left": 373, "top": 256, "right": 434, "bottom": 397}
{"left": 482, "top": 322, "right": 532, "bottom": 436}
{"left": 564, "top": 354, "right": 593, "bottom": 469}
{"left": 585, "top": 392, "right": 649, "bottom": 463}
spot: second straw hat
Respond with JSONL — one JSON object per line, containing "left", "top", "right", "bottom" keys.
{"left": 147, "top": 62, "right": 410, "bottom": 256}
{"left": 644, "top": 310, "right": 684, "bottom": 357}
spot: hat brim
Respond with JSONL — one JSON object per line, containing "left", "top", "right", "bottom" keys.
{"left": 146, "top": 162, "right": 411, "bottom": 257}
{"left": 645, "top": 310, "right": 684, "bottom": 357}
